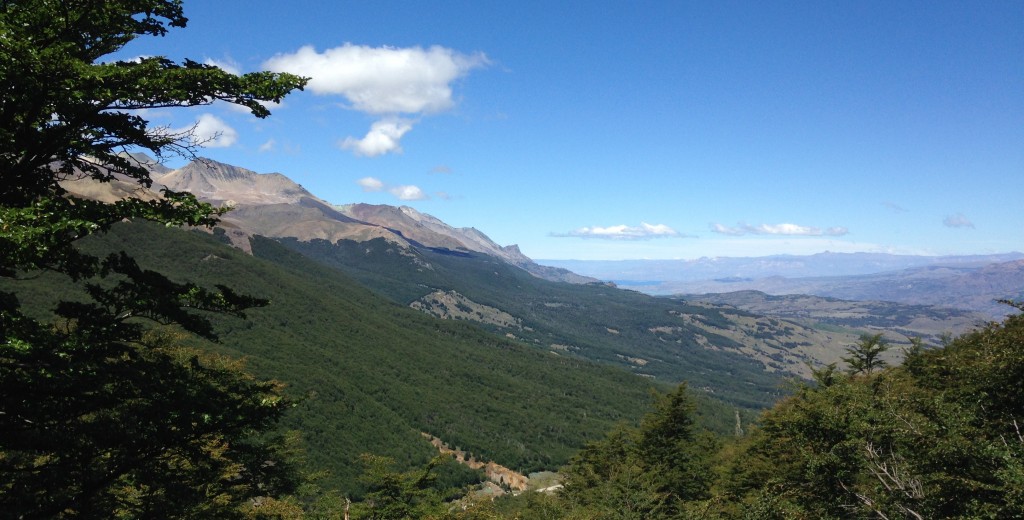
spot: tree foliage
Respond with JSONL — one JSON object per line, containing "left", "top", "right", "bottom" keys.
{"left": 350, "top": 454, "right": 447, "bottom": 520}
{"left": 720, "top": 310, "right": 1024, "bottom": 519}
{"left": 0, "top": 0, "right": 307, "bottom": 517}
{"left": 841, "top": 332, "right": 889, "bottom": 375}
{"left": 559, "top": 384, "right": 715, "bottom": 519}
{"left": 0, "top": 0, "right": 305, "bottom": 206}
{"left": 483, "top": 310, "right": 1024, "bottom": 519}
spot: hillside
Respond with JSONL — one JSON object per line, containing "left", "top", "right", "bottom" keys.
{"left": 685, "top": 291, "right": 989, "bottom": 359}
{"left": 58, "top": 157, "right": 994, "bottom": 386}
{"left": 96, "top": 157, "right": 981, "bottom": 385}
{"left": 277, "top": 237, "right": 853, "bottom": 391}
{"left": 4, "top": 222, "right": 662, "bottom": 491}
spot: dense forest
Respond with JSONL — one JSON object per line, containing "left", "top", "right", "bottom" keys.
{"left": 280, "top": 236, "right": 788, "bottom": 409}
{"left": 260, "top": 311, "right": 1024, "bottom": 519}
{"left": 5, "top": 221, "right": 682, "bottom": 490}
{"left": 2, "top": 1, "right": 1021, "bottom": 518}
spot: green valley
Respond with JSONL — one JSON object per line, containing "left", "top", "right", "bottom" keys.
{"left": 5, "top": 221, "right": 675, "bottom": 491}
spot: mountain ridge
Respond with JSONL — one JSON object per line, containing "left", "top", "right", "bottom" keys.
{"left": 541, "top": 251, "right": 1024, "bottom": 281}
{"left": 136, "top": 156, "right": 594, "bottom": 284}
{"left": 542, "top": 254, "right": 1024, "bottom": 319}
{"left": 60, "top": 155, "right": 1001, "bottom": 380}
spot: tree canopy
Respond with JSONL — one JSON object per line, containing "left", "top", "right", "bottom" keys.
{"left": 0, "top": 1, "right": 307, "bottom": 517}
{"left": 0, "top": 0, "right": 305, "bottom": 205}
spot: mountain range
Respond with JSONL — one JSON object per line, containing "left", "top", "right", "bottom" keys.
{"left": 542, "top": 254, "right": 1024, "bottom": 319}
{"left": 45, "top": 153, "right": 1018, "bottom": 491}
{"left": 64, "top": 155, "right": 1005, "bottom": 370}
{"left": 139, "top": 157, "right": 593, "bottom": 284}
{"left": 117, "top": 153, "right": 1022, "bottom": 322}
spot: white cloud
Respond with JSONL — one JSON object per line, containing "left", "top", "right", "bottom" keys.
{"left": 710, "top": 223, "right": 746, "bottom": 236}
{"left": 173, "top": 113, "right": 238, "bottom": 148}
{"left": 357, "top": 177, "right": 385, "bottom": 192}
{"left": 355, "top": 177, "right": 429, "bottom": 201}
{"left": 203, "top": 57, "right": 242, "bottom": 75}
{"left": 339, "top": 118, "right": 413, "bottom": 157}
{"left": 258, "top": 139, "right": 276, "bottom": 153}
{"left": 263, "top": 43, "right": 488, "bottom": 114}
{"left": 264, "top": 43, "right": 487, "bottom": 157}
{"left": 553, "top": 223, "right": 685, "bottom": 240}
{"left": 710, "top": 222, "right": 848, "bottom": 236}
{"left": 943, "top": 213, "right": 975, "bottom": 228}
{"left": 389, "top": 185, "right": 428, "bottom": 201}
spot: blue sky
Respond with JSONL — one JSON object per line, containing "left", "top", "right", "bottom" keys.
{"left": 114, "top": 0, "right": 1023, "bottom": 260}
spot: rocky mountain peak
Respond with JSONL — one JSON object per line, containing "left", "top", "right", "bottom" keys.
{"left": 158, "top": 158, "right": 314, "bottom": 206}
{"left": 64, "top": 156, "right": 596, "bottom": 284}
{"left": 126, "top": 152, "right": 173, "bottom": 176}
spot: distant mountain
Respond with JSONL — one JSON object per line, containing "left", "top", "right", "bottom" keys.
{"left": 66, "top": 155, "right": 592, "bottom": 283}
{"left": 150, "top": 158, "right": 400, "bottom": 252}
{"left": 47, "top": 155, "right": 1012, "bottom": 493}
{"left": 541, "top": 252, "right": 1024, "bottom": 282}
{"left": 336, "top": 203, "right": 595, "bottom": 284}
{"left": 654, "top": 261, "right": 1024, "bottom": 320}
{"left": 157, "top": 159, "right": 313, "bottom": 205}
{"left": 59, "top": 155, "right": 1004, "bottom": 391}
{"left": 542, "top": 254, "right": 1024, "bottom": 319}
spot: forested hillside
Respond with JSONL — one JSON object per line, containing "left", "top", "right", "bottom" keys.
{"left": 5, "top": 222, "right": 677, "bottom": 490}
{"left": 346, "top": 307, "right": 1024, "bottom": 519}
{"left": 3, "top": 1, "right": 1018, "bottom": 518}
{"left": 279, "top": 238, "right": 799, "bottom": 409}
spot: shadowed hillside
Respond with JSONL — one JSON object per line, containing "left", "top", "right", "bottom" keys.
{"left": 4, "top": 222, "right": 663, "bottom": 491}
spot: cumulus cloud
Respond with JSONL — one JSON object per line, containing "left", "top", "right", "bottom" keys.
{"left": 264, "top": 44, "right": 488, "bottom": 113}
{"left": 552, "top": 223, "right": 685, "bottom": 240}
{"left": 263, "top": 43, "right": 488, "bottom": 157}
{"left": 357, "top": 177, "right": 385, "bottom": 192}
{"left": 355, "top": 177, "right": 429, "bottom": 201}
{"left": 339, "top": 118, "right": 414, "bottom": 157}
{"left": 173, "top": 113, "right": 238, "bottom": 148}
{"left": 943, "top": 213, "right": 975, "bottom": 228}
{"left": 389, "top": 185, "right": 428, "bottom": 201}
{"left": 710, "top": 222, "right": 848, "bottom": 236}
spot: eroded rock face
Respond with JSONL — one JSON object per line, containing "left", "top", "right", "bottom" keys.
{"left": 410, "top": 290, "right": 522, "bottom": 329}
{"left": 157, "top": 159, "right": 313, "bottom": 206}
{"left": 422, "top": 433, "right": 529, "bottom": 492}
